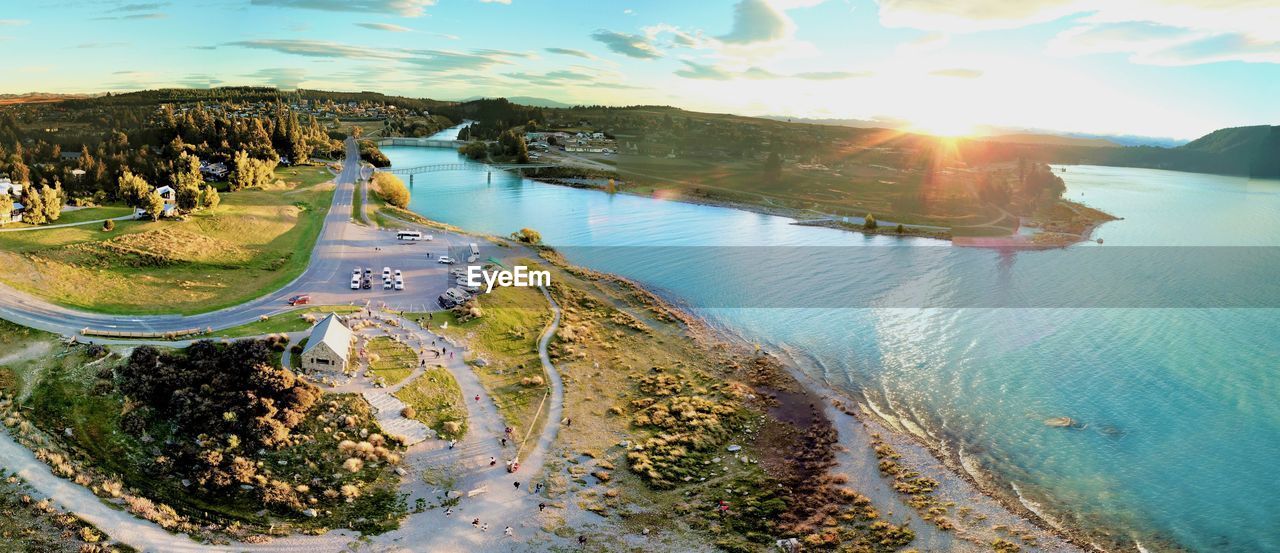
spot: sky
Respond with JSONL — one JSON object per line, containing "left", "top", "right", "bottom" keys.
{"left": 1, "top": 0, "right": 1278, "bottom": 139}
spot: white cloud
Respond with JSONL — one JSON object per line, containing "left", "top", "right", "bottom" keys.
{"left": 356, "top": 22, "right": 413, "bottom": 32}
{"left": 719, "top": 0, "right": 793, "bottom": 44}
{"left": 876, "top": 0, "right": 1280, "bottom": 65}
{"left": 249, "top": 0, "right": 436, "bottom": 17}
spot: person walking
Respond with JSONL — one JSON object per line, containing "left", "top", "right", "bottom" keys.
{"left": 481, "top": 523, "right": 489, "bottom": 532}
{"left": 514, "top": 481, "right": 521, "bottom": 491}
{"left": 538, "top": 502, "right": 546, "bottom": 512}
{"left": 445, "top": 507, "right": 453, "bottom": 517}
{"left": 534, "top": 482, "right": 543, "bottom": 494}
{"left": 472, "top": 518, "right": 480, "bottom": 528}
{"left": 449, "top": 439, "right": 456, "bottom": 450}
{"left": 489, "top": 456, "right": 497, "bottom": 466}
{"left": 501, "top": 437, "right": 507, "bottom": 447}
{"left": 504, "top": 526, "right": 513, "bottom": 537}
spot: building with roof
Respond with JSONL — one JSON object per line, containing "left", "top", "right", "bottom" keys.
{"left": 299, "top": 313, "right": 353, "bottom": 373}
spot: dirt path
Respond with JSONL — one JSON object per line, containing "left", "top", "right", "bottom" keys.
{"left": 0, "top": 301, "right": 568, "bottom": 552}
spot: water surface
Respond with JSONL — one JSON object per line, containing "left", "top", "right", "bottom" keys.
{"left": 387, "top": 137, "right": 1280, "bottom": 552}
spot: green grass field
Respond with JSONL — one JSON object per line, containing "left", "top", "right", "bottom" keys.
{"left": 613, "top": 153, "right": 1005, "bottom": 230}
{"left": 366, "top": 336, "right": 416, "bottom": 386}
{"left": 211, "top": 305, "right": 361, "bottom": 338}
{"left": 394, "top": 367, "right": 468, "bottom": 439}
{"left": 0, "top": 167, "right": 335, "bottom": 315}
{"left": 407, "top": 276, "right": 550, "bottom": 445}
{"left": 0, "top": 205, "right": 134, "bottom": 229}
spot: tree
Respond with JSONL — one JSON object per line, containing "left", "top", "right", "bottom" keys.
{"left": 511, "top": 227, "right": 542, "bottom": 244}
{"left": 763, "top": 152, "right": 782, "bottom": 184}
{"left": 21, "top": 187, "right": 46, "bottom": 225}
{"left": 199, "top": 186, "right": 221, "bottom": 211}
{"left": 229, "top": 150, "right": 278, "bottom": 191}
{"left": 896, "top": 223, "right": 905, "bottom": 234}
{"left": 118, "top": 171, "right": 152, "bottom": 207}
{"left": 459, "top": 141, "right": 487, "bottom": 161}
{"left": 372, "top": 173, "right": 410, "bottom": 208}
{"left": 40, "top": 184, "right": 62, "bottom": 222}
{"left": 141, "top": 190, "right": 165, "bottom": 221}
{"left": 0, "top": 194, "right": 12, "bottom": 225}
{"left": 863, "top": 213, "right": 877, "bottom": 230}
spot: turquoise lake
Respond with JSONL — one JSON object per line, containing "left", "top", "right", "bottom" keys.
{"left": 385, "top": 133, "right": 1280, "bottom": 552}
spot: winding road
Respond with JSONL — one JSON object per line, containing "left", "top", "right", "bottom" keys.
{"left": 0, "top": 138, "right": 573, "bottom": 551}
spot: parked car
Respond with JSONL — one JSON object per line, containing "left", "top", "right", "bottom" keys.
{"left": 444, "top": 287, "right": 471, "bottom": 302}
{"left": 394, "top": 279, "right": 404, "bottom": 291}
{"left": 364, "top": 268, "right": 373, "bottom": 277}
{"left": 361, "top": 278, "right": 372, "bottom": 290}
{"left": 350, "top": 277, "right": 360, "bottom": 290}
{"left": 352, "top": 267, "right": 362, "bottom": 278}
{"left": 383, "top": 280, "right": 393, "bottom": 290}
{"left": 437, "top": 256, "right": 455, "bottom": 264}
{"left": 287, "top": 294, "right": 311, "bottom": 306}
{"left": 394, "top": 269, "right": 402, "bottom": 279}
{"left": 437, "top": 295, "right": 458, "bottom": 309}
{"left": 458, "top": 284, "right": 482, "bottom": 294}
{"left": 382, "top": 267, "right": 392, "bottom": 280}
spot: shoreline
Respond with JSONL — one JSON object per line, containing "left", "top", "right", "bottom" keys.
{"left": 678, "top": 309, "right": 1099, "bottom": 552}
{"left": 548, "top": 257, "right": 1093, "bottom": 552}
{"left": 525, "top": 173, "right": 1121, "bottom": 248}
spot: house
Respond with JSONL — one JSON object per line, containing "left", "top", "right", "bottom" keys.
{"left": 134, "top": 185, "right": 177, "bottom": 219}
{"left": 299, "top": 313, "right": 353, "bottom": 373}
{"left": 0, "top": 178, "right": 26, "bottom": 224}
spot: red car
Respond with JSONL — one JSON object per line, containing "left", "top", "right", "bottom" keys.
{"left": 287, "top": 294, "right": 311, "bottom": 306}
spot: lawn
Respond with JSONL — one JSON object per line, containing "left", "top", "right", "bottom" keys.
{"left": 406, "top": 273, "right": 550, "bottom": 445}
{"left": 394, "top": 366, "right": 468, "bottom": 439}
{"left": 0, "top": 205, "right": 133, "bottom": 229}
{"left": 212, "top": 305, "right": 361, "bottom": 338}
{"left": 351, "top": 179, "right": 366, "bottom": 224}
{"left": 0, "top": 170, "right": 335, "bottom": 315}
{"left": 366, "top": 336, "right": 416, "bottom": 386}
{"left": 612, "top": 153, "right": 1002, "bottom": 229}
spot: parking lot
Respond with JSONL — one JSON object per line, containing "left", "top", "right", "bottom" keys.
{"left": 292, "top": 221, "right": 482, "bottom": 312}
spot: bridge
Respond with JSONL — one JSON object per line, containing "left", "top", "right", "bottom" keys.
{"left": 375, "top": 137, "right": 466, "bottom": 148}
{"left": 377, "top": 162, "right": 560, "bottom": 176}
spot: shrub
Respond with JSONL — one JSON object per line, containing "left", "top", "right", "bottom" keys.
{"left": 102, "top": 219, "right": 115, "bottom": 232}
{"left": 511, "top": 227, "right": 542, "bottom": 244}
{"left": 372, "top": 173, "right": 410, "bottom": 208}
{"left": 400, "top": 406, "right": 416, "bottom": 419}
{"left": 863, "top": 213, "right": 877, "bottom": 230}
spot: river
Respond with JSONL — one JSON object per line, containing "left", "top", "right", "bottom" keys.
{"left": 382, "top": 129, "right": 1280, "bottom": 552}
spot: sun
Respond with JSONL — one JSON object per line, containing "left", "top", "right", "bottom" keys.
{"left": 908, "top": 118, "right": 977, "bottom": 138}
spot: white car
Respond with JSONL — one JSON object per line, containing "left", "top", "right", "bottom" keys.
{"left": 393, "top": 269, "right": 402, "bottom": 279}
{"left": 444, "top": 287, "right": 471, "bottom": 302}
{"left": 383, "top": 280, "right": 393, "bottom": 290}
{"left": 382, "top": 267, "right": 392, "bottom": 279}
{"left": 394, "top": 279, "right": 404, "bottom": 291}
{"left": 437, "top": 256, "right": 455, "bottom": 264}
{"left": 350, "top": 278, "right": 360, "bottom": 290}
{"left": 352, "top": 267, "right": 362, "bottom": 278}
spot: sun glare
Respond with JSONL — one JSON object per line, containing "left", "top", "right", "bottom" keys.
{"left": 908, "top": 118, "right": 976, "bottom": 138}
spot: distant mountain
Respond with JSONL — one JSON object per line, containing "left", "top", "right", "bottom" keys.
{"left": 1008, "top": 124, "right": 1280, "bottom": 178}
{"left": 460, "top": 96, "right": 573, "bottom": 109}
{"left": 1062, "top": 133, "right": 1186, "bottom": 148}
{"left": 981, "top": 133, "right": 1120, "bottom": 148}
{"left": 0, "top": 92, "right": 93, "bottom": 105}
{"left": 759, "top": 115, "right": 905, "bottom": 130}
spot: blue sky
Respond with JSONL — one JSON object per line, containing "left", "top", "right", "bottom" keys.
{"left": 1, "top": 0, "right": 1278, "bottom": 138}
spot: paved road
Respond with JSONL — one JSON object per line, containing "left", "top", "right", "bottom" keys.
{"left": 0, "top": 138, "right": 465, "bottom": 337}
